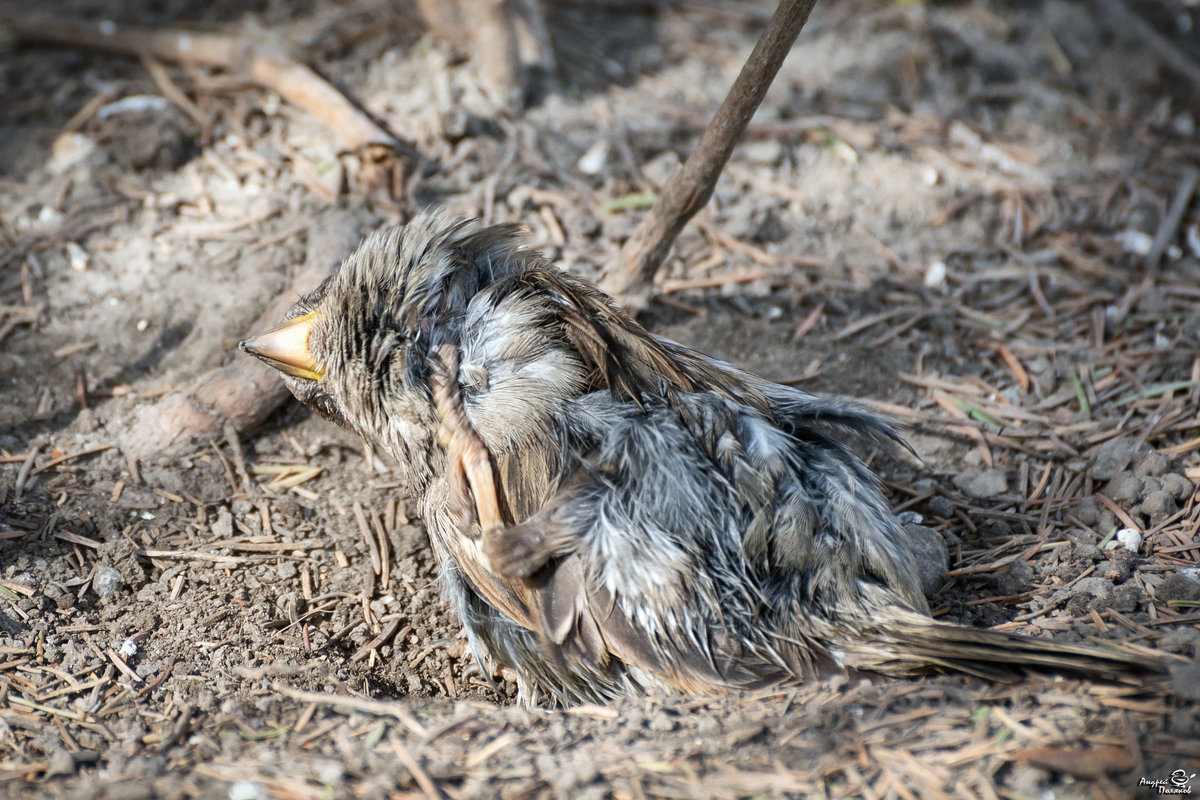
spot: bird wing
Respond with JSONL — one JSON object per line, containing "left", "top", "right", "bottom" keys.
{"left": 431, "top": 263, "right": 917, "bottom": 695}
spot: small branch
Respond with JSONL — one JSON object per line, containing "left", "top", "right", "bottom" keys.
{"left": 1093, "top": 0, "right": 1200, "bottom": 90}
{"left": 600, "top": 0, "right": 819, "bottom": 305}
{"left": 0, "top": 12, "right": 401, "bottom": 156}
{"left": 1146, "top": 166, "right": 1199, "bottom": 269}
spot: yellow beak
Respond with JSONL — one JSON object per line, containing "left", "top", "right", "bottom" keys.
{"left": 240, "top": 311, "right": 325, "bottom": 380}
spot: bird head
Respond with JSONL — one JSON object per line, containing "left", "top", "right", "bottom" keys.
{"left": 240, "top": 210, "right": 537, "bottom": 491}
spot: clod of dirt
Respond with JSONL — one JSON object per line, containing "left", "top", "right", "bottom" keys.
{"left": 1107, "top": 471, "right": 1142, "bottom": 503}
{"left": 1161, "top": 473, "right": 1196, "bottom": 501}
{"left": 905, "top": 524, "right": 949, "bottom": 598}
{"left": 1089, "top": 436, "right": 1149, "bottom": 481}
{"left": 952, "top": 468, "right": 1008, "bottom": 499}
{"left": 44, "top": 749, "right": 76, "bottom": 778}
{"left": 1059, "top": 577, "right": 1113, "bottom": 615}
{"left": 1170, "top": 661, "right": 1200, "bottom": 702}
{"left": 1140, "top": 489, "right": 1177, "bottom": 525}
{"left": 1132, "top": 450, "right": 1169, "bottom": 478}
{"left": 990, "top": 559, "right": 1033, "bottom": 596}
{"left": 1157, "top": 572, "right": 1200, "bottom": 603}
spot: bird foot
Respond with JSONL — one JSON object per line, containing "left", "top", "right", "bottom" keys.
{"left": 482, "top": 521, "right": 552, "bottom": 580}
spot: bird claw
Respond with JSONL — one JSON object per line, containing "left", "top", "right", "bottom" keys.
{"left": 483, "top": 523, "right": 549, "bottom": 580}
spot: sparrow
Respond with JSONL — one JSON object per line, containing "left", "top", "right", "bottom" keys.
{"left": 242, "top": 210, "right": 1163, "bottom": 706}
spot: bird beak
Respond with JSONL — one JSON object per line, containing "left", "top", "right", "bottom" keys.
{"left": 240, "top": 311, "right": 325, "bottom": 380}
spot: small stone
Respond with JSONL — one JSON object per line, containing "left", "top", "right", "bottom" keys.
{"left": 45, "top": 749, "right": 76, "bottom": 777}
{"left": 1075, "top": 496, "right": 1099, "bottom": 527}
{"left": 47, "top": 132, "right": 100, "bottom": 174}
{"left": 648, "top": 712, "right": 676, "bottom": 732}
{"left": 953, "top": 468, "right": 1008, "bottom": 499}
{"left": 93, "top": 566, "right": 124, "bottom": 597}
{"left": 1116, "top": 230, "right": 1153, "bottom": 256}
{"left": 991, "top": 559, "right": 1033, "bottom": 596}
{"left": 905, "top": 524, "right": 949, "bottom": 598}
{"left": 229, "top": 780, "right": 264, "bottom": 800}
{"left": 1161, "top": 473, "right": 1195, "bottom": 501}
{"left": 65, "top": 241, "right": 90, "bottom": 272}
{"left": 924, "top": 260, "right": 948, "bottom": 292}
{"left": 1115, "top": 528, "right": 1142, "bottom": 552}
{"left": 577, "top": 141, "right": 607, "bottom": 176}
{"left": 212, "top": 507, "right": 233, "bottom": 539}
{"left": 1170, "top": 661, "right": 1200, "bottom": 702}
{"left": 926, "top": 496, "right": 954, "bottom": 519}
{"left": 1064, "top": 577, "right": 1113, "bottom": 615}
{"left": 1112, "top": 583, "right": 1140, "bottom": 612}
{"left": 1133, "top": 450, "right": 1169, "bottom": 478}
{"left": 1158, "top": 573, "right": 1200, "bottom": 603}
{"left": 1090, "top": 437, "right": 1147, "bottom": 481}
{"left": 1140, "top": 490, "right": 1177, "bottom": 525}
{"left": 1107, "top": 472, "right": 1141, "bottom": 503}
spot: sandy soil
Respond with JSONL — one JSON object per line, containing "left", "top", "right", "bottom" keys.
{"left": 2, "top": 1, "right": 1200, "bottom": 798}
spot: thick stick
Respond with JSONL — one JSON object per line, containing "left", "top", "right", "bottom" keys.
{"left": 600, "top": 0, "right": 819, "bottom": 305}
{"left": 0, "top": 12, "right": 399, "bottom": 154}
{"left": 120, "top": 213, "right": 362, "bottom": 461}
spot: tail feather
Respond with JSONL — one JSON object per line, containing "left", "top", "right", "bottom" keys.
{"left": 836, "top": 610, "right": 1169, "bottom": 683}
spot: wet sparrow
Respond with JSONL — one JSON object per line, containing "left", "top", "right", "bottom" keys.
{"left": 243, "top": 211, "right": 1162, "bottom": 706}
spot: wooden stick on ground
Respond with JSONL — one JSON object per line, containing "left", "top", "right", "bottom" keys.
{"left": 119, "top": 213, "right": 362, "bottom": 461}
{"left": 599, "top": 0, "right": 819, "bottom": 307}
{"left": 0, "top": 12, "right": 402, "bottom": 157}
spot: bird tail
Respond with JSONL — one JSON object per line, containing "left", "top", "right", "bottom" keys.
{"left": 832, "top": 607, "right": 1169, "bottom": 683}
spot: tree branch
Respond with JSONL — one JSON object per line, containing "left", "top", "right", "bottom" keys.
{"left": 600, "top": 0, "right": 819, "bottom": 306}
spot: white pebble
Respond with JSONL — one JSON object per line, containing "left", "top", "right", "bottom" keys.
{"left": 577, "top": 141, "right": 608, "bottom": 176}
{"left": 924, "top": 260, "right": 948, "bottom": 292}
{"left": 65, "top": 242, "right": 90, "bottom": 272}
{"left": 1115, "top": 528, "right": 1142, "bottom": 552}
{"left": 229, "top": 780, "right": 264, "bottom": 800}
{"left": 1115, "top": 230, "right": 1153, "bottom": 256}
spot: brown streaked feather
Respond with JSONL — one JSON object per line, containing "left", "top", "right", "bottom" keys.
{"left": 429, "top": 343, "right": 509, "bottom": 531}
{"left": 503, "top": 269, "right": 770, "bottom": 414}
{"left": 443, "top": 531, "right": 536, "bottom": 632}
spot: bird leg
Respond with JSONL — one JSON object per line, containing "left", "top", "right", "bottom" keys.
{"left": 429, "top": 344, "right": 506, "bottom": 537}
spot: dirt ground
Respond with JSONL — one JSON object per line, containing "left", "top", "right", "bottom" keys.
{"left": 3, "top": 0, "right": 1200, "bottom": 797}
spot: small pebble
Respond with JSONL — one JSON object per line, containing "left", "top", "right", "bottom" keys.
{"left": 953, "top": 468, "right": 1008, "bottom": 499}
{"left": 229, "top": 780, "right": 264, "bottom": 800}
{"left": 1116, "top": 229, "right": 1153, "bottom": 255}
{"left": 93, "top": 566, "right": 124, "bottom": 597}
{"left": 905, "top": 524, "right": 949, "bottom": 598}
{"left": 577, "top": 141, "right": 607, "bottom": 176}
{"left": 924, "top": 260, "right": 948, "bottom": 293}
{"left": 1116, "top": 528, "right": 1142, "bottom": 552}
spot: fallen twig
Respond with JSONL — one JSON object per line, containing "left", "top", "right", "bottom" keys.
{"left": 1092, "top": 0, "right": 1200, "bottom": 90}
{"left": 120, "top": 212, "right": 361, "bottom": 461}
{"left": 0, "top": 12, "right": 405, "bottom": 169}
{"left": 600, "top": 0, "right": 819, "bottom": 306}
{"left": 1146, "top": 166, "right": 1199, "bottom": 268}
